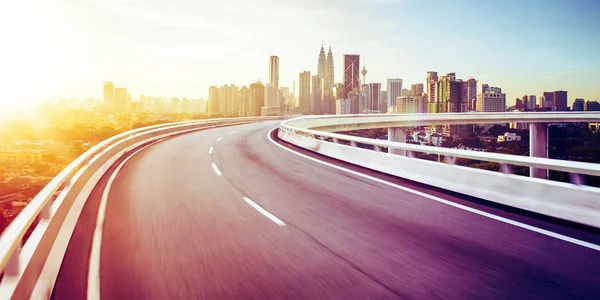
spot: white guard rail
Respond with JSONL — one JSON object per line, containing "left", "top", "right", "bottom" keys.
{"left": 0, "top": 116, "right": 283, "bottom": 299}
{"left": 278, "top": 115, "right": 600, "bottom": 228}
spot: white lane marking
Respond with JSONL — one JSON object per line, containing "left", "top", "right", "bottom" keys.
{"left": 230, "top": 131, "right": 237, "bottom": 135}
{"left": 217, "top": 137, "right": 224, "bottom": 142}
{"left": 212, "top": 163, "right": 222, "bottom": 176}
{"left": 209, "top": 146, "right": 214, "bottom": 154}
{"left": 243, "top": 197, "right": 286, "bottom": 226}
{"left": 88, "top": 137, "right": 167, "bottom": 300}
{"left": 267, "top": 128, "right": 600, "bottom": 252}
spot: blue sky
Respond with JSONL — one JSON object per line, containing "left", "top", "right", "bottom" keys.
{"left": 0, "top": 0, "right": 599, "bottom": 114}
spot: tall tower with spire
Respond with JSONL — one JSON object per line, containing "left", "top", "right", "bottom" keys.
{"left": 326, "top": 46, "right": 334, "bottom": 93}
{"left": 318, "top": 44, "right": 326, "bottom": 78}
{"left": 361, "top": 58, "right": 368, "bottom": 85}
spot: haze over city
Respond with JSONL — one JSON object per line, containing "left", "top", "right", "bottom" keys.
{"left": 1, "top": 0, "right": 599, "bottom": 118}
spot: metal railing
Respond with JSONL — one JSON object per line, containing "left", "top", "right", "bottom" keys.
{"left": 0, "top": 116, "right": 283, "bottom": 298}
{"left": 280, "top": 120, "right": 600, "bottom": 179}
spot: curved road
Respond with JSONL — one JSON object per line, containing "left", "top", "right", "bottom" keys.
{"left": 53, "top": 120, "right": 600, "bottom": 299}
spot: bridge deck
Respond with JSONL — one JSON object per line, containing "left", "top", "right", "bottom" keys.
{"left": 52, "top": 121, "right": 600, "bottom": 299}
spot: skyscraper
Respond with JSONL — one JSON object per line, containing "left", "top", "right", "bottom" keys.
{"left": 311, "top": 75, "right": 323, "bottom": 114}
{"left": 318, "top": 45, "right": 326, "bottom": 79}
{"left": 465, "top": 78, "right": 477, "bottom": 111}
{"left": 208, "top": 86, "right": 219, "bottom": 116}
{"left": 239, "top": 86, "right": 250, "bottom": 117}
{"left": 542, "top": 91, "right": 554, "bottom": 109}
{"left": 410, "top": 83, "right": 424, "bottom": 96}
{"left": 264, "top": 83, "right": 279, "bottom": 108}
{"left": 387, "top": 79, "right": 403, "bottom": 111}
{"left": 114, "top": 87, "right": 127, "bottom": 112}
{"left": 103, "top": 82, "right": 115, "bottom": 109}
{"left": 573, "top": 98, "right": 585, "bottom": 111}
{"left": 426, "top": 72, "right": 438, "bottom": 112}
{"left": 269, "top": 56, "right": 279, "bottom": 89}
{"left": 218, "top": 85, "right": 228, "bottom": 115}
{"left": 554, "top": 90, "right": 568, "bottom": 111}
{"left": 299, "top": 71, "right": 311, "bottom": 114}
{"left": 249, "top": 81, "right": 265, "bottom": 117}
{"left": 343, "top": 55, "right": 360, "bottom": 99}
{"left": 368, "top": 83, "right": 381, "bottom": 111}
{"left": 326, "top": 47, "right": 334, "bottom": 94}
{"left": 477, "top": 85, "right": 506, "bottom": 112}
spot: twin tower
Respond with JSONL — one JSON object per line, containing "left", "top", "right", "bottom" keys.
{"left": 317, "top": 45, "right": 335, "bottom": 94}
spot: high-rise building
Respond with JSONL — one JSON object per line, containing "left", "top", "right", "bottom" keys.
{"left": 477, "top": 85, "right": 506, "bottom": 112}
{"left": 528, "top": 95, "right": 537, "bottom": 110}
{"left": 326, "top": 47, "right": 334, "bottom": 94}
{"left": 317, "top": 45, "right": 326, "bottom": 79}
{"left": 336, "top": 99, "right": 351, "bottom": 115}
{"left": 208, "top": 86, "right": 219, "bottom": 116}
{"left": 358, "top": 92, "right": 367, "bottom": 113}
{"left": 269, "top": 56, "right": 279, "bottom": 89}
{"left": 387, "top": 79, "right": 403, "bottom": 111}
{"left": 218, "top": 85, "right": 228, "bottom": 115}
{"left": 585, "top": 100, "right": 600, "bottom": 111}
{"left": 103, "top": 82, "right": 115, "bottom": 109}
{"left": 426, "top": 72, "right": 438, "bottom": 112}
{"left": 249, "top": 81, "right": 265, "bottom": 117}
{"left": 379, "top": 90, "right": 387, "bottom": 113}
{"left": 299, "top": 71, "right": 311, "bottom": 114}
{"left": 434, "top": 73, "right": 462, "bottom": 113}
{"left": 368, "top": 83, "right": 381, "bottom": 111}
{"left": 465, "top": 78, "right": 477, "bottom": 111}
{"left": 410, "top": 83, "right": 424, "bottom": 96}
{"left": 333, "top": 83, "right": 344, "bottom": 101}
{"left": 114, "top": 87, "right": 127, "bottom": 112}
{"left": 264, "top": 83, "right": 279, "bottom": 108}
{"left": 554, "top": 90, "right": 568, "bottom": 111}
{"left": 343, "top": 55, "right": 360, "bottom": 99}
{"left": 239, "top": 86, "right": 250, "bottom": 117}
{"left": 573, "top": 98, "right": 585, "bottom": 111}
{"left": 311, "top": 75, "right": 323, "bottom": 114}
{"left": 543, "top": 91, "right": 555, "bottom": 109}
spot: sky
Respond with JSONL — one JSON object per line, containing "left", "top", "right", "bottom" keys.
{"left": 1, "top": 0, "right": 599, "bottom": 115}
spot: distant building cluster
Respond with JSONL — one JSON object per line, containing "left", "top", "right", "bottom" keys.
{"left": 102, "top": 81, "right": 206, "bottom": 114}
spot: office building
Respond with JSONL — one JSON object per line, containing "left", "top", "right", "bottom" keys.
{"left": 387, "top": 79, "right": 402, "bottom": 111}
{"left": 585, "top": 100, "right": 600, "bottom": 111}
{"left": 311, "top": 75, "right": 323, "bottom": 114}
{"left": 426, "top": 71, "right": 438, "bottom": 110}
{"left": 103, "top": 82, "right": 115, "bottom": 109}
{"left": 326, "top": 47, "right": 334, "bottom": 94}
{"left": 114, "top": 87, "right": 127, "bottom": 112}
{"left": 336, "top": 99, "right": 351, "bottom": 115}
{"left": 269, "top": 56, "right": 279, "bottom": 89}
{"left": 573, "top": 98, "right": 585, "bottom": 111}
{"left": 299, "top": 71, "right": 311, "bottom": 114}
{"left": 477, "top": 84, "right": 506, "bottom": 112}
{"left": 368, "top": 83, "right": 381, "bottom": 111}
{"left": 465, "top": 78, "right": 477, "bottom": 111}
{"left": 543, "top": 91, "right": 554, "bottom": 109}
{"left": 343, "top": 55, "right": 360, "bottom": 99}
{"left": 410, "top": 83, "right": 424, "bottom": 96}
{"left": 554, "top": 90, "right": 568, "bottom": 111}
{"left": 239, "top": 86, "right": 250, "bottom": 117}
{"left": 264, "top": 83, "right": 279, "bottom": 109}
{"left": 208, "top": 86, "right": 219, "bottom": 116}
{"left": 249, "top": 81, "right": 265, "bottom": 117}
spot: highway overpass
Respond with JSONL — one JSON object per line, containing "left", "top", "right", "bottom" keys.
{"left": 0, "top": 114, "right": 599, "bottom": 299}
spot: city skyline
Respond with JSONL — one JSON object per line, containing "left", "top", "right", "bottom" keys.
{"left": 1, "top": 0, "right": 600, "bottom": 117}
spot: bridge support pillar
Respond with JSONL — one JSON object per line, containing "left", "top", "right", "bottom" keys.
{"left": 388, "top": 127, "right": 407, "bottom": 156}
{"left": 530, "top": 122, "right": 548, "bottom": 179}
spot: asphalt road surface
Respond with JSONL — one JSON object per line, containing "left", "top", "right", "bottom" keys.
{"left": 52, "top": 120, "right": 600, "bottom": 300}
